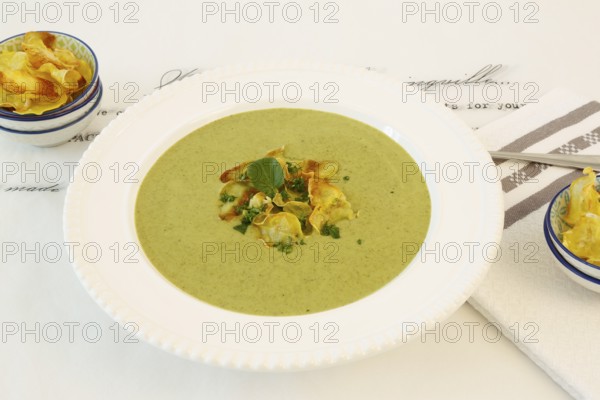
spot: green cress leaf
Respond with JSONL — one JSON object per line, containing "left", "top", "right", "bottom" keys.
{"left": 247, "top": 157, "right": 284, "bottom": 198}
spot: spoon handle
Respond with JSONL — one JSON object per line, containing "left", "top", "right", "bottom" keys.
{"left": 489, "top": 151, "right": 600, "bottom": 170}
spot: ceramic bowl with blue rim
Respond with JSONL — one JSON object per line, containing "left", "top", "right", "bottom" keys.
{"left": 0, "top": 31, "right": 101, "bottom": 146}
{"left": 545, "top": 173, "right": 600, "bottom": 279}
{"left": 543, "top": 218, "right": 600, "bottom": 294}
{"left": 0, "top": 79, "right": 102, "bottom": 131}
{"left": 0, "top": 81, "right": 102, "bottom": 147}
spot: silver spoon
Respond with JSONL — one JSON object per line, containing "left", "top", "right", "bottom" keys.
{"left": 489, "top": 151, "right": 600, "bottom": 170}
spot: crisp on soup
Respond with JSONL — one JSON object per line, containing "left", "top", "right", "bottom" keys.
{"left": 135, "top": 108, "right": 430, "bottom": 316}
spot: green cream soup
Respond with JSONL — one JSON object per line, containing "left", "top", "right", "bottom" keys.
{"left": 135, "top": 108, "right": 430, "bottom": 316}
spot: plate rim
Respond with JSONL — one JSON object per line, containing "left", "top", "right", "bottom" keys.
{"left": 63, "top": 61, "right": 505, "bottom": 371}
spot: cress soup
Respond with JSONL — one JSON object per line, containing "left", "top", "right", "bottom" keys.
{"left": 135, "top": 108, "right": 431, "bottom": 316}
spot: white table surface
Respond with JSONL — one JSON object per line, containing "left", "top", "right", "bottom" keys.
{"left": 4, "top": 0, "right": 599, "bottom": 398}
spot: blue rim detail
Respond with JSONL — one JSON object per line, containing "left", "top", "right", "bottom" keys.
{"left": 544, "top": 213, "right": 600, "bottom": 285}
{"left": 544, "top": 175, "right": 600, "bottom": 272}
{"left": 0, "top": 31, "right": 99, "bottom": 120}
{"left": 0, "top": 82, "right": 102, "bottom": 135}
{"left": 0, "top": 79, "right": 101, "bottom": 123}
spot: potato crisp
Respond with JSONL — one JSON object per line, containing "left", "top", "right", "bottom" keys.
{"left": 561, "top": 167, "right": 600, "bottom": 265}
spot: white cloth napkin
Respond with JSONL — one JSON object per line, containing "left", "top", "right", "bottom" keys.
{"left": 469, "top": 88, "right": 600, "bottom": 400}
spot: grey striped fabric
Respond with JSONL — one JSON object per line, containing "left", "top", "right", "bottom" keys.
{"left": 497, "top": 101, "right": 600, "bottom": 229}
{"left": 499, "top": 101, "right": 600, "bottom": 153}
{"left": 501, "top": 128, "right": 600, "bottom": 193}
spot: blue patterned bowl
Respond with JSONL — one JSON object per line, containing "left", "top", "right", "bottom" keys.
{"left": 0, "top": 81, "right": 102, "bottom": 147}
{"left": 545, "top": 173, "right": 600, "bottom": 279}
{"left": 543, "top": 218, "right": 600, "bottom": 293}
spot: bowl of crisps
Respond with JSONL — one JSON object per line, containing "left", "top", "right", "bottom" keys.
{"left": 0, "top": 31, "right": 100, "bottom": 145}
{"left": 545, "top": 167, "right": 600, "bottom": 280}
{"left": 543, "top": 220, "right": 600, "bottom": 294}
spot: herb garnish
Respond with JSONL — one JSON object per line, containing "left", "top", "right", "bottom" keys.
{"left": 231, "top": 204, "right": 262, "bottom": 235}
{"left": 294, "top": 192, "right": 310, "bottom": 202}
{"left": 275, "top": 239, "right": 294, "bottom": 254}
{"left": 286, "top": 161, "right": 300, "bottom": 175}
{"left": 288, "top": 176, "right": 309, "bottom": 202}
{"left": 241, "top": 207, "right": 261, "bottom": 225}
{"left": 218, "top": 147, "right": 356, "bottom": 249}
{"left": 289, "top": 177, "right": 306, "bottom": 193}
{"left": 247, "top": 157, "right": 284, "bottom": 198}
{"left": 219, "top": 193, "right": 236, "bottom": 203}
{"left": 321, "top": 223, "right": 340, "bottom": 239}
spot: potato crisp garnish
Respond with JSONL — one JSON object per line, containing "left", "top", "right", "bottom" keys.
{"left": 0, "top": 32, "right": 92, "bottom": 115}
{"left": 217, "top": 146, "right": 357, "bottom": 252}
{"left": 561, "top": 167, "right": 600, "bottom": 265}
{"left": 562, "top": 213, "right": 600, "bottom": 265}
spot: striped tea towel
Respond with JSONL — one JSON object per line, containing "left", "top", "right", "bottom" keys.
{"left": 468, "top": 88, "right": 600, "bottom": 400}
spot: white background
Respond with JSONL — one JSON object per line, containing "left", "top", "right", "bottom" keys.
{"left": 3, "top": 0, "right": 600, "bottom": 398}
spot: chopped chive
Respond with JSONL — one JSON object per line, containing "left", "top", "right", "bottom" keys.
{"left": 321, "top": 223, "right": 340, "bottom": 239}
{"left": 289, "top": 177, "right": 306, "bottom": 193}
{"left": 219, "top": 193, "right": 236, "bottom": 203}
{"left": 286, "top": 161, "right": 300, "bottom": 175}
{"left": 295, "top": 191, "right": 310, "bottom": 202}
{"left": 241, "top": 207, "right": 261, "bottom": 225}
{"left": 275, "top": 239, "right": 294, "bottom": 254}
